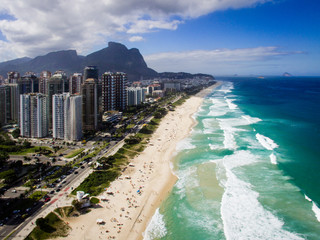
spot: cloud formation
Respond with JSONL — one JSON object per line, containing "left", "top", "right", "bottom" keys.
{"left": 0, "top": 0, "right": 270, "bottom": 61}
{"left": 145, "top": 47, "right": 302, "bottom": 75}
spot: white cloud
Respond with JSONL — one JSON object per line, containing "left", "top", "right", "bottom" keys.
{"left": 129, "top": 36, "right": 144, "bottom": 42}
{"left": 0, "top": 0, "right": 271, "bottom": 61}
{"left": 145, "top": 47, "right": 302, "bottom": 75}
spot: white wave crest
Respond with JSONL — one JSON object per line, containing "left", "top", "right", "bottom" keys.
{"left": 256, "top": 133, "right": 279, "bottom": 150}
{"left": 270, "top": 153, "right": 277, "bottom": 165}
{"left": 143, "top": 208, "right": 167, "bottom": 240}
{"left": 176, "top": 138, "right": 196, "bottom": 152}
{"left": 221, "top": 169, "right": 303, "bottom": 240}
{"left": 312, "top": 202, "right": 320, "bottom": 222}
{"left": 241, "top": 115, "right": 262, "bottom": 124}
{"left": 305, "top": 194, "right": 312, "bottom": 202}
{"left": 304, "top": 195, "right": 320, "bottom": 222}
{"left": 225, "top": 98, "right": 238, "bottom": 110}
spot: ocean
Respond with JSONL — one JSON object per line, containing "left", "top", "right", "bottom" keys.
{"left": 144, "top": 77, "right": 320, "bottom": 240}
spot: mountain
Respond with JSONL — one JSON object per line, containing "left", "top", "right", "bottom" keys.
{"left": 283, "top": 72, "right": 292, "bottom": 77}
{"left": 0, "top": 42, "right": 157, "bottom": 81}
{"left": 0, "top": 42, "right": 214, "bottom": 81}
{"left": 158, "top": 72, "right": 214, "bottom": 80}
{"left": 84, "top": 42, "right": 157, "bottom": 80}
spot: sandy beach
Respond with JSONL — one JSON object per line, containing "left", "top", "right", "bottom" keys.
{"left": 56, "top": 82, "right": 220, "bottom": 240}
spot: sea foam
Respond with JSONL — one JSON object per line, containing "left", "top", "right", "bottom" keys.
{"left": 143, "top": 208, "right": 167, "bottom": 240}
{"left": 176, "top": 138, "right": 196, "bottom": 152}
{"left": 256, "top": 133, "right": 279, "bottom": 150}
{"left": 270, "top": 153, "right": 277, "bottom": 165}
{"left": 225, "top": 98, "right": 238, "bottom": 110}
{"left": 217, "top": 151, "right": 303, "bottom": 240}
{"left": 221, "top": 170, "right": 304, "bottom": 240}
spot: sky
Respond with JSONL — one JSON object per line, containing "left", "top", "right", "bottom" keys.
{"left": 0, "top": 0, "right": 319, "bottom": 76}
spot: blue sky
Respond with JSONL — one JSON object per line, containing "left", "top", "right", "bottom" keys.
{"left": 0, "top": 0, "right": 319, "bottom": 76}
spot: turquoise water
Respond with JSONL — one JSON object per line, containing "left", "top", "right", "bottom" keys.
{"left": 144, "top": 78, "right": 320, "bottom": 240}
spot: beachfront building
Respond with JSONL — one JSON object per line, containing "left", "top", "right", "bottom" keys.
{"left": 81, "top": 78, "right": 100, "bottom": 131}
{"left": 20, "top": 93, "right": 49, "bottom": 138}
{"left": 127, "top": 87, "right": 145, "bottom": 106}
{"left": 0, "top": 86, "right": 10, "bottom": 126}
{"left": 70, "top": 73, "right": 83, "bottom": 94}
{"left": 53, "top": 93, "right": 82, "bottom": 141}
{"left": 18, "top": 72, "right": 39, "bottom": 94}
{"left": 47, "top": 71, "right": 68, "bottom": 128}
{"left": 163, "top": 82, "right": 181, "bottom": 93}
{"left": 39, "top": 70, "right": 51, "bottom": 94}
{"left": 84, "top": 66, "right": 99, "bottom": 81}
{"left": 101, "top": 72, "right": 127, "bottom": 112}
{"left": 7, "top": 71, "right": 20, "bottom": 84}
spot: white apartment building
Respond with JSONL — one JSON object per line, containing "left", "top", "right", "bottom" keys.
{"left": 53, "top": 93, "right": 82, "bottom": 141}
{"left": 20, "top": 93, "right": 48, "bottom": 138}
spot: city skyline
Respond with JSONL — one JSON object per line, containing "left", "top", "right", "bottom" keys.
{"left": 0, "top": 0, "right": 319, "bottom": 76}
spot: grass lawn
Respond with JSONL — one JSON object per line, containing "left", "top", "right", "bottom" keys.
{"left": 65, "top": 148, "right": 85, "bottom": 158}
{"left": 25, "top": 212, "right": 70, "bottom": 240}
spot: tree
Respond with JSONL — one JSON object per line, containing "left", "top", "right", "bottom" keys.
{"left": 0, "top": 151, "right": 9, "bottom": 167}
{"left": 22, "top": 140, "right": 31, "bottom": 148}
{"left": 72, "top": 199, "right": 82, "bottom": 211}
{"left": 11, "top": 128, "right": 20, "bottom": 138}
{"left": 90, "top": 197, "right": 99, "bottom": 205}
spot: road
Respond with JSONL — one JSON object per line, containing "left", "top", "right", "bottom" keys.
{"left": 1, "top": 138, "right": 127, "bottom": 239}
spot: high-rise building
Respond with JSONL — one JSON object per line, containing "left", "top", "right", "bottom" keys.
{"left": 81, "top": 78, "right": 100, "bottom": 131}
{"left": 7, "top": 72, "right": 20, "bottom": 84}
{"left": 6, "top": 84, "right": 20, "bottom": 122}
{"left": 127, "top": 87, "right": 145, "bottom": 106}
{"left": 84, "top": 66, "right": 99, "bottom": 81}
{"left": 39, "top": 71, "right": 51, "bottom": 94}
{"left": 47, "top": 71, "right": 67, "bottom": 128}
{"left": 65, "top": 94, "right": 82, "bottom": 141}
{"left": 102, "top": 72, "right": 127, "bottom": 112}
{"left": 70, "top": 73, "right": 82, "bottom": 94}
{"left": 52, "top": 94, "right": 65, "bottom": 139}
{"left": 0, "top": 86, "right": 10, "bottom": 126}
{"left": 20, "top": 93, "right": 48, "bottom": 138}
{"left": 52, "top": 93, "right": 82, "bottom": 141}
{"left": 18, "top": 72, "right": 39, "bottom": 94}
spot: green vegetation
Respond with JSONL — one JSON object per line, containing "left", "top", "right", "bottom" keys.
{"left": 0, "top": 169, "right": 16, "bottom": 183}
{"left": 29, "top": 191, "right": 47, "bottom": 201}
{"left": 90, "top": 197, "right": 100, "bottom": 204}
{"left": 72, "top": 170, "right": 119, "bottom": 196}
{"left": 55, "top": 206, "right": 75, "bottom": 218}
{"left": 25, "top": 212, "right": 70, "bottom": 240}
{"left": 65, "top": 148, "right": 85, "bottom": 158}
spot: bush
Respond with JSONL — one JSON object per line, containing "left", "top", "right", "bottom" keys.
{"left": 90, "top": 197, "right": 99, "bottom": 204}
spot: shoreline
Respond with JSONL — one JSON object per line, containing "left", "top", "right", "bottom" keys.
{"left": 55, "top": 82, "right": 221, "bottom": 240}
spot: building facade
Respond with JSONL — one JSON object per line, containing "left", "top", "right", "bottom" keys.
{"left": 53, "top": 93, "right": 82, "bottom": 141}
{"left": 70, "top": 73, "right": 82, "bottom": 94}
{"left": 102, "top": 72, "right": 127, "bottom": 112}
{"left": 20, "top": 93, "right": 48, "bottom": 138}
{"left": 39, "top": 70, "right": 52, "bottom": 94}
{"left": 84, "top": 66, "right": 98, "bottom": 81}
{"left": 127, "top": 87, "right": 145, "bottom": 106}
{"left": 81, "top": 78, "right": 100, "bottom": 131}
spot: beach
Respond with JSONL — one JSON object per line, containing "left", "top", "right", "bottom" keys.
{"left": 57, "top": 82, "right": 220, "bottom": 240}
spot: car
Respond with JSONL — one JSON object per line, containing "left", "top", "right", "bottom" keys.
{"left": 74, "top": 171, "right": 78, "bottom": 174}
{"left": 49, "top": 190, "right": 55, "bottom": 194}
{"left": 80, "top": 166, "right": 85, "bottom": 169}
{"left": 11, "top": 189, "right": 17, "bottom": 193}
{"left": 44, "top": 197, "right": 51, "bottom": 202}
{"left": 56, "top": 188, "right": 61, "bottom": 192}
